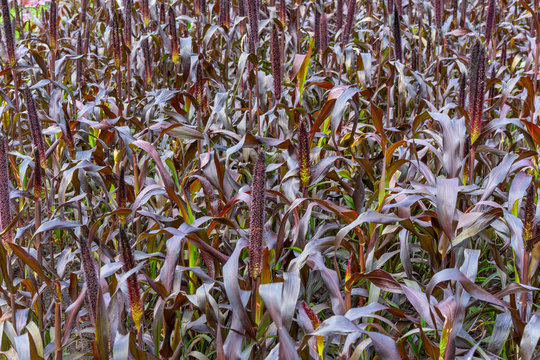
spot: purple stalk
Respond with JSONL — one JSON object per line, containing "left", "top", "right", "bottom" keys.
{"left": 501, "top": 41, "right": 506, "bottom": 66}
{"left": 118, "top": 167, "right": 126, "bottom": 226}
{"left": 81, "top": 0, "right": 88, "bottom": 27}
{"left": 458, "top": 73, "right": 467, "bottom": 109}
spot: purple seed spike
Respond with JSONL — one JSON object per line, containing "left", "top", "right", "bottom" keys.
{"left": 1, "top": 0, "right": 16, "bottom": 66}
{"left": 270, "top": 24, "right": 282, "bottom": 101}
{"left": 247, "top": 0, "right": 258, "bottom": 55}
{"left": 320, "top": 11, "right": 328, "bottom": 54}
{"left": 33, "top": 148, "right": 42, "bottom": 201}
{"left": 119, "top": 226, "right": 143, "bottom": 330}
{"left": 169, "top": 6, "right": 178, "bottom": 63}
{"left": 23, "top": 88, "right": 47, "bottom": 168}
{"left": 0, "top": 136, "right": 12, "bottom": 246}
{"left": 434, "top": 0, "right": 443, "bottom": 29}
{"left": 393, "top": 5, "right": 402, "bottom": 62}
{"left": 524, "top": 183, "right": 536, "bottom": 251}
{"left": 79, "top": 235, "right": 98, "bottom": 324}
{"left": 336, "top": 0, "right": 343, "bottom": 31}
{"left": 468, "top": 39, "right": 486, "bottom": 145}
{"left": 50, "top": 0, "right": 58, "bottom": 50}
{"left": 341, "top": 0, "right": 356, "bottom": 45}
{"left": 485, "top": 0, "right": 496, "bottom": 43}
{"left": 125, "top": 0, "right": 133, "bottom": 50}
{"left": 248, "top": 152, "right": 266, "bottom": 280}
{"left": 298, "top": 120, "right": 311, "bottom": 192}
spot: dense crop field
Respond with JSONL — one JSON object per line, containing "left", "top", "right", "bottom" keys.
{"left": 0, "top": 0, "right": 539, "bottom": 358}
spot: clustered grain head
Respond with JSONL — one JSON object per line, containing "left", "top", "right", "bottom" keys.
{"left": 485, "top": 0, "right": 496, "bottom": 43}
{"left": 119, "top": 226, "right": 143, "bottom": 330}
{"left": 248, "top": 151, "right": 266, "bottom": 280}
{"left": 392, "top": 5, "right": 402, "bottom": 62}
{"left": 314, "top": 4, "right": 321, "bottom": 50}
{"left": 195, "top": 56, "right": 204, "bottom": 107}
{"left": 0, "top": 136, "right": 12, "bottom": 246}
{"left": 112, "top": 9, "right": 121, "bottom": 69}
{"left": 159, "top": 2, "right": 166, "bottom": 24}
{"left": 320, "top": 11, "right": 329, "bottom": 54}
{"left": 23, "top": 88, "right": 47, "bottom": 168}
{"left": 49, "top": 0, "right": 58, "bottom": 50}
{"left": 124, "top": 0, "right": 133, "bottom": 50}
{"left": 298, "top": 120, "right": 311, "bottom": 192}
{"left": 142, "top": 37, "right": 152, "bottom": 86}
{"left": 79, "top": 235, "right": 99, "bottom": 324}
{"left": 142, "top": 0, "right": 150, "bottom": 27}
{"left": 434, "top": 0, "right": 443, "bottom": 29}
{"left": 270, "top": 24, "right": 282, "bottom": 101}
{"left": 341, "top": 0, "right": 356, "bottom": 45}
{"left": 468, "top": 39, "right": 486, "bottom": 145}
{"left": 247, "top": 0, "right": 258, "bottom": 55}
{"left": 336, "top": 0, "right": 344, "bottom": 31}
{"left": 524, "top": 183, "right": 536, "bottom": 252}
{"left": 169, "top": 6, "right": 179, "bottom": 64}
{"left": 33, "top": 148, "right": 42, "bottom": 201}
{"left": 1, "top": 0, "right": 16, "bottom": 66}
{"left": 219, "top": 0, "right": 231, "bottom": 28}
